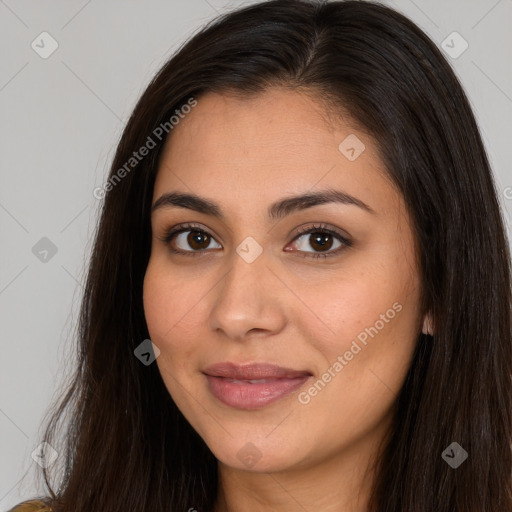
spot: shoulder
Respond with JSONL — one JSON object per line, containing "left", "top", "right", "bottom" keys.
{"left": 7, "top": 500, "right": 52, "bottom": 512}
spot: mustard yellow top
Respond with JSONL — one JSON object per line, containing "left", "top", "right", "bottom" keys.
{"left": 7, "top": 500, "right": 52, "bottom": 512}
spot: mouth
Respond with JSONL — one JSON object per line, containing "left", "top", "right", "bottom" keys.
{"left": 202, "top": 362, "right": 313, "bottom": 410}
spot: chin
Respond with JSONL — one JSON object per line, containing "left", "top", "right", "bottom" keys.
{"left": 206, "top": 436, "right": 307, "bottom": 473}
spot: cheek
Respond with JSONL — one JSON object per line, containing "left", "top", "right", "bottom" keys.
{"left": 143, "top": 266, "right": 171, "bottom": 341}
{"left": 143, "top": 260, "right": 186, "bottom": 350}
{"left": 143, "top": 264, "right": 202, "bottom": 414}
{"left": 142, "top": 262, "right": 199, "bottom": 358}
{"left": 294, "top": 266, "right": 415, "bottom": 350}
{"left": 293, "top": 256, "right": 421, "bottom": 404}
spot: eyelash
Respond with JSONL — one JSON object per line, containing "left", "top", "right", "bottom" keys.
{"left": 158, "top": 222, "right": 352, "bottom": 260}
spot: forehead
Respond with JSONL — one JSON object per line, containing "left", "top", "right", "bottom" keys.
{"left": 154, "top": 88, "right": 398, "bottom": 218}
{"left": 159, "top": 88, "right": 358, "bottom": 165}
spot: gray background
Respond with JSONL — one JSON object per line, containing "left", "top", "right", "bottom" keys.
{"left": 0, "top": 0, "right": 511, "bottom": 508}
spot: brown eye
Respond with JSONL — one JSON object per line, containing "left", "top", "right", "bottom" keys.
{"left": 161, "top": 225, "right": 222, "bottom": 254}
{"left": 289, "top": 225, "right": 350, "bottom": 258}
{"left": 161, "top": 223, "right": 351, "bottom": 259}
{"left": 307, "top": 232, "right": 334, "bottom": 252}
{"left": 185, "top": 230, "right": 212, "bottom": 250}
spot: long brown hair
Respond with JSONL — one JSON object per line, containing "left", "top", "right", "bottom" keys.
{"left": 31, "top": 1, "right": 512, "bottom": 510}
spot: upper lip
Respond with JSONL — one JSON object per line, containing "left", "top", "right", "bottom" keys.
{"left": 203, "top": 362, "right": 312, "bottom": 380}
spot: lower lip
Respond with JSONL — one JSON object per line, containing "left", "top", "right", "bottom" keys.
{"left": 204, "top": 375, "right": 311, "bottom": 410}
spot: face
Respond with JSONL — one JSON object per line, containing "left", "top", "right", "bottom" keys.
{"left": 143, "top": 87, "right": 424, "bottom": 474}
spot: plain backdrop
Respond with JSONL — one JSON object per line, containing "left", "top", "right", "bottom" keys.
{"left": 1, "top": 0, "right": 511, "bottom": 509}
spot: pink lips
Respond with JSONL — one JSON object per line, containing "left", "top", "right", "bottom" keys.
{"left": 202, "top": 362, "right": 312, "bottom": 410}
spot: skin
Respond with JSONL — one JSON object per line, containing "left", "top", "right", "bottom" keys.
{"left": 143, "top": 87, "right": 429, "bottom": 512}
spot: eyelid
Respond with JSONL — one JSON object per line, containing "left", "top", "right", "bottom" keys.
{"left": 291, "top": 223, "right": 351, "bottom": 244}
{"left": 159, "top": 222, "right": 215, "bottom": 244}
{"left": 157, "top": 222, "right": 220, "bottom": 258}
{"left": 158, "top": 221, "right": 352, "bottom": 258}
{"left": 286, "top": 223, "right": 352, "bottom": 259}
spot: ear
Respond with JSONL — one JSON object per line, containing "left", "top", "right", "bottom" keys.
{"left": 422, "top": 311, "right": 434, "bottom": 336}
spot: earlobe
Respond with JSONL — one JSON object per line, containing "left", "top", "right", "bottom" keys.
{"left": 422, "top": 311, "right": 434, "bottom": 336}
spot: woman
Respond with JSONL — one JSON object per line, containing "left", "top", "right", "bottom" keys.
{"left": 10, "top": 0, "right": 511, "bottom": 511}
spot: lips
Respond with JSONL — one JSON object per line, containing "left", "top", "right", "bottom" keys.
{"left": 202, "top": 362, "right": 313, "bottom": 409}
{"left": 202, "top": 362, "right": 312, "bottom": 380}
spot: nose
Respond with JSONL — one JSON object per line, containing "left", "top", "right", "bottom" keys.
{"left": 207, "top": 249, "right": 287, "bottom": 342}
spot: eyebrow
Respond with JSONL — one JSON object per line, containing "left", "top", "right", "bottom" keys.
{"left": 151, "top": 189, "right": 375, "bottom": 220}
